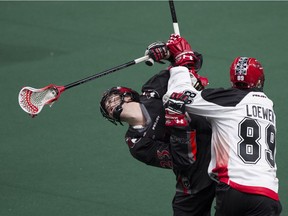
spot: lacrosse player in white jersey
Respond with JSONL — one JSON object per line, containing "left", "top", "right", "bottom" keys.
{"left": 154, "top": 34, "right": 282, "bottom": 216}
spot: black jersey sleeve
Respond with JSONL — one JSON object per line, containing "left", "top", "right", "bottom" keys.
{"left": 126, "top": 128, "right": 173, "bottom": 169}
{"left": 125, "top": 122, "right": 196, "bottom": 170}
{"left": 125, "top": 97, "right": 173, "bottom": 169}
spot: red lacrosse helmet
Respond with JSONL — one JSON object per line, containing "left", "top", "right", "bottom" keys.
{"left": 230, "top": 57, "right": 265, "bottom": 89}
{"left": 100, "top": 86, "right": 140, "bottom": 125}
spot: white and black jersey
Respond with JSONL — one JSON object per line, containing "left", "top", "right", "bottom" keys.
{"left": 166, "top": 66, "right": 279, "bottom": 201}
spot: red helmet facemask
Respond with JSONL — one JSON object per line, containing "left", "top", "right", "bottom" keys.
{"left": 230, "top": 57, "right": 265, "bottom": 89}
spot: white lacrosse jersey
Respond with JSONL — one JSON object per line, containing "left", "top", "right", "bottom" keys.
{"left": 165, "top": 66, "right": 279, "bottom": 201}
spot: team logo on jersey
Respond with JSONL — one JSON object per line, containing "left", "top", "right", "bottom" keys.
{"left": 177, "top": 176, "right": 191, "bottom": 194}
{"left": 182, "top": 177, "right": 190, "bottom": 189}
{"left": 125, "top": 137, "right": 141, "bottom": 148}
{"left": 157, "top": 150, "right": 172, "bottom": 168}
{"left": 142, "top": 90, "right": 160, "bottom": 99}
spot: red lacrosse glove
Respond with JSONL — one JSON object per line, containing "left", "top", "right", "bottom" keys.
{"left": 166, "top": 34, "right": 196, "bottom": 68}
{"left": 198, "top": 75, "right": 209, "bottom": 88}
{"left": 189, "top": 70, "right": 209, "bottom": 91}
{"left": 165, "top": 92, "right": 190, "bottom": 128}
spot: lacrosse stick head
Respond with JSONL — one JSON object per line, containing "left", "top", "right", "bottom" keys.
{"left": 18, "top": 84, "right": 65, "bottom": 117}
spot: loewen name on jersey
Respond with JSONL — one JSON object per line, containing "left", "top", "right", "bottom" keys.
{"left": 246, "top": 105, "right": 275, "bottom": 124}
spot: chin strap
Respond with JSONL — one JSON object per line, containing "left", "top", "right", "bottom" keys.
{"left": 112, "top": 96, "right": 135, "bottom": 126}
{"left": 112, "top": 103, "right": 124, "bottom": 125}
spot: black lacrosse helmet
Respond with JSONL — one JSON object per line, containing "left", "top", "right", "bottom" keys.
{"left": 100, "top": 86, "right": 140, "bottom": 125}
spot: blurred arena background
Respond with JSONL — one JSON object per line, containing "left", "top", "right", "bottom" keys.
{"left": 0, "top": 1, "right": 287, "bottom": 215}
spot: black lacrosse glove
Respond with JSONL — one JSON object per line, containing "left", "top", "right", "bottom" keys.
{"left": 145, "top": 41, "right": 170, "bottom": 66}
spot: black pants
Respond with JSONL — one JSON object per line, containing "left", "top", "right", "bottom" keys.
{"left": 215, "top": 182, "right": 282, "bottom": 216}
{"left": 173, "top": 182, "right": 216, "bottom": 216}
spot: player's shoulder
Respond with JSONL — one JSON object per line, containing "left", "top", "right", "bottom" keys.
{"left": 242, "top": 90, "right": 274, "bottom": 106}
{"left": 202, "top": 87, "right": 245, "bottom": 96}
{"left": 141, "top": 69, "right": 170, "bottom": 98}
{"left": 201, "top": 87, "right": 252, "bottom": 107}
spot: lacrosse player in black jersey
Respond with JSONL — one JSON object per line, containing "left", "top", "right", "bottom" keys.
{"left": 160, "top": 34, "right": 282, "bottom": 216}
{"left": 100, "top": 42, "right": 215, "bottom": 216}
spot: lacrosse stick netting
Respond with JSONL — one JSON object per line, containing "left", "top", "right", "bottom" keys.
{"left": 18, "top": 84, "right": 65, "bottom": 116}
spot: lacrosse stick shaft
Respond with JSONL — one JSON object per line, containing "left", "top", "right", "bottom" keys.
{"left": 64, "top": 55, "right": 149, "bottom": 90}
{"left": 18, "top": 55, "right": 149, "bottom": 116}
{"left": 145, "top": 0, "right": 180, "bottom": 66}
{"left": 169, "top": 0, "right": 180, "bottom": 35}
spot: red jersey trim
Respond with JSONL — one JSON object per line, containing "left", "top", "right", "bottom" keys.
{"left": 190, "top": 130, "right": 197, "bottom": 161}
{"left": 212, "top": 166, "right": 279, "bottom": 201}
{"left": 220, "top": 178, "right": 279, "bottom": 201}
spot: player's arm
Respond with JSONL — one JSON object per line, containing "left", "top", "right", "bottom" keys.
{"left": 145, "top": 35, "right": 209, "bottom": 90}
{"left": 126, "top": 127, "right": 195, "bottom": 170}
{"left": 125, "top": 130, "right": 173, "bottom": 169}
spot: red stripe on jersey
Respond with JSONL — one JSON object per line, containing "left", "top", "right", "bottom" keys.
{"left": 178, "top": 176, "right": 189, "bottom": 194}
{"left": 212, "top": 166, "right": 229, "bottom": 179}
{"left": 220, "top": 178, "right": 279, "bottom": 201}
{"left": 190, "top": 130, "right": 197, "bottom": 161}
{"left": 212, "top": 166, "right": 279, "bottom": 201}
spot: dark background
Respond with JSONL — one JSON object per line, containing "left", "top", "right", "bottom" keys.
{"left": 1, "top": 1, "right": 287, "bottom": 215}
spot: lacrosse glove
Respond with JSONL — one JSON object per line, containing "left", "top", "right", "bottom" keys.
{"left": 164, "top": 92, "right": 190, "bottom": 128}
{"left": 145, "top": 41, "right": 170, "bottom": 66}
{"left": 166, "top": 34, "right": 202, "bottom": 72}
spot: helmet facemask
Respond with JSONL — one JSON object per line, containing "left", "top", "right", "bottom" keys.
{"left": 100, "top": 87, "right": 140, "bottom": 125}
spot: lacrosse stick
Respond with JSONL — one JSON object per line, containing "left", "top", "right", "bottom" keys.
{"left": 169, "top": 0, "right": 180, "bottom": 35}
{"left": 18, "top": 55, "right": 149, "bottom": 117}
{"left": 146, "top": 0, "right": 180, "bottom": 66}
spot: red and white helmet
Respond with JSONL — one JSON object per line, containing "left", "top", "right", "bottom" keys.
{"left": 230, "top": 57, "right": 265, "bottom": 89}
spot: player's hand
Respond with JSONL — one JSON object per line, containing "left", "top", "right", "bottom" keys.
{"left": 189, "top": 70, "right": 209, "bottom": 91}
{"left": 194, "top": 75, "right": 209, "bottom": 90}
{"left": 164, "top": 92, "right": 190, "bottom": 128}
{"left": 144, "top": 41, "right": 170, "bottom": 66}
{"left": 166, "top": 34, "right": 194, "bottom": 66}
{"left": 167, "top": 34, "right": 202, "bottom": 72}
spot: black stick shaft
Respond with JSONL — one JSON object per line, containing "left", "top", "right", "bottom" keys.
{"left": 169, "top": 0, "right": 180, "bottom": 35}
{"left": 169, "top": 0, "right": 177, "bottom": 22}
{"left": 64, "top": 56, "right": 148, "bottom": 90}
